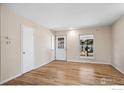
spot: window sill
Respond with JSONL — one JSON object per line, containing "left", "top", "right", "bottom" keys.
{"left": 80, "top": 56, "right": 95, "bottom": 59}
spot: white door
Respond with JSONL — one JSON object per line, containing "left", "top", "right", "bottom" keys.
{"left": 21, "top": 25, "right": 34, "bottom": 74}
{"left": 56, "top": 36, "right": 67, "bottom": 60}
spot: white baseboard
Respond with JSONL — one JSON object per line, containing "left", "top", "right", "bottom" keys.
{"left": 0, "top": 60, "right": 55, "bottom": 85}
{"left": 1, "top": 59, "right": 123, "bottom": 84}
{"left": 33, "top": 59, "right": 54, "bottom": 70}
{"left": 33, "top": 62, "right": 49, "bottom": 70}
{"left": 111, "top": 64, "right": 124, "bottom": 75}
{"left": 67, "top": 59, "right": 111, "bottom": 65}
{"left": 0, "top": 73, "right": 22, "bottom": 85}
{"left": 68, "top": 60, "right": 124, "bottom": 75}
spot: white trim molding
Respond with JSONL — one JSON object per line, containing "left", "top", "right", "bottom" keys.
{"left": 111, "top": 64, "right": 124, "bottom": 75}
{"left": 0, "top": 73, "right": 22, "bottom": 85}
{"left": 67, "top": 59, "right": 111, "bottom": 65}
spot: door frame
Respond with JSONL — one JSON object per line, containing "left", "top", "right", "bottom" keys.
{"left": 20, "top": 25, "right": 34, "bottom": 74}
{"left": 55, "top": 35, "right": 67, "bottom": 61}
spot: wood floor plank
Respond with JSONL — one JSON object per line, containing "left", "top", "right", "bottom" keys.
{"left": 3, "top": 60, "right": 124, "bottom": 85}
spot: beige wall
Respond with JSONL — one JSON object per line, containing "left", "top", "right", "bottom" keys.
{"left": 0, "top": 6, "right": 1, "bottom": 82}
{"left": 112, "top": 16, "right": 124, "bottom": 74}
{"left": 55, "top": 26, "right": 112, "bottom": 64}
{"left": 1, "top": 4, "right": 124, "bottom": 83}
{"left": 0, "top": 6, "right": 55, "bottom": 83}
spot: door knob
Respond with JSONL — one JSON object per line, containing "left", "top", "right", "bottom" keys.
{"left": 23, "top": 52, "right": 26, "bottom": 54}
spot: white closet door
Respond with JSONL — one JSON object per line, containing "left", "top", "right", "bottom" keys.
{"left": 21, "top": 25, "right": 34, "bottom": 73}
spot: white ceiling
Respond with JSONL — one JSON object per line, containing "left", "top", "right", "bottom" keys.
{"left": 3, "top": 3, "right": 124, "bottom": 31}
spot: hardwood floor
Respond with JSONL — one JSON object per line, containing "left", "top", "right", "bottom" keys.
{"left": 4, "top": 60, "right": 124, "bottom": 85}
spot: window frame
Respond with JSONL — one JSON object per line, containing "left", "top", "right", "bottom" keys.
{"left": 79, "top": 34, "right": 95, "bottom": 59}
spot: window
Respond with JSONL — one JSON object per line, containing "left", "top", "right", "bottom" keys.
{"left": 58, "top": 37, "right": 64, "bottom": 49}
{"left": 80, "top": 35, "right": 94, "bottom": 58}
